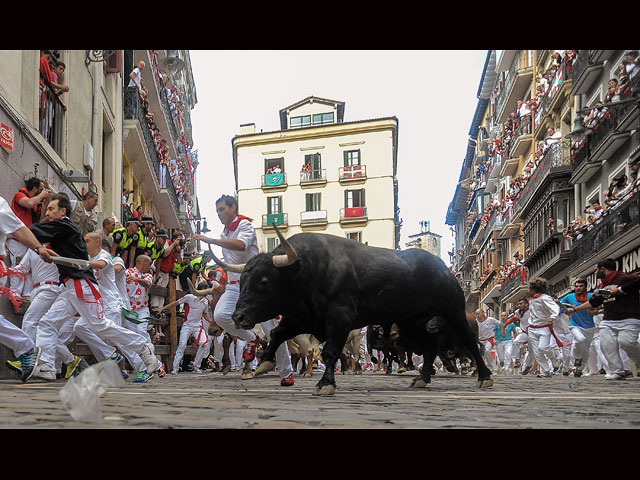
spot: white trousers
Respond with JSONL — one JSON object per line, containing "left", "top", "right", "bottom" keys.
{"left": 0, "top": 314, "right": 34, "bottom": 358}
{"left": 36, "top": 278, "right": 148, "bottom": 369}
{"left": 479, "top": 339, "right": 496, "bottom": 370}
{"left": 21, "top": 285, "right": 61, "bottom": 342}
{"left": 495, "top": 340, "right": 514, "bottom": 367}
{"left": 150, "top": 271, "right": 169, "bottom": 308}
{"left": 260, "top": 317, "right": 293, "bottom": 379}
{"left": 124, "top": 306, "right": 151, "bottom": 343}
{"left": 570, "top": 325, "right": 595, "bottom": 364}
{"left": 6, "top": 239, "right": 31, "bottom": 296}
{"left": 527, "top": 327, "right": 555, "bottom": 374}
{"left": 598, "top": 318, "right": 640, "bottom": 376}
{"left": 213, "top": 282, "right": 256, "bottom": 343}
{"left": 173, "top": 322, "right": 208, "bottom": 371}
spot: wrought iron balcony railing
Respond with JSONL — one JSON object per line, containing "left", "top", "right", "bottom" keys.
{"left": 38, "top": 72, "right": 66, "bottom": 156}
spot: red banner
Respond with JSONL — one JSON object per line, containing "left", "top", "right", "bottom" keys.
{"left": 0, "top": 123, "right": 13, "bottom": 152}
{"left": 345, "top": 206, "right": 364, "bottom": 218}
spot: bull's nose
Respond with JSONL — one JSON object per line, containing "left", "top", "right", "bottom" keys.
{"left": 232, "top": 313, "right": 246, "bottom": 327}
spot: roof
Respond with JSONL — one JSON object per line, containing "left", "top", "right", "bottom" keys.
{"left": 279, "top": 95, "right": 345, "bottom": 130}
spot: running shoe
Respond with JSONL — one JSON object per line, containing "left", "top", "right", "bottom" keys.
{"left": 280, "top": 373, "right": 295, "bottom": 386}
{"left": 242, "top": 335, "right": 260, "bottom": 363}
{"left": 108, "top": 352, "right": 125, "bottom": 364}
{"left": 133, "top": 370, "right": 154, "bottom": 383}
{"left": 19, "top": 347, "right": 41, "bottom": 383}
{"left": 64, "top": 355, "right": 82, "bottom": 379}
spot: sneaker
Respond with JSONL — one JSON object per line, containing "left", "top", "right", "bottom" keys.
{"left": 521, "top": 366, "right": 531, "bottom": 376}
{"left": 108, "top": 352, "right": 124, "bottom": 364}
{"left": 6, "top": 359, "right": 22, "bottom": 376}
{"left": 280, "top": 373, "right": 294, "bottom": 386}
{"left": 171, "top": 370, "right": 179, "bottom": 375}
{"left": 121, "top": 370, "right": 130, "bottom": 380}
{"left": 18, "top": 347, "right": 41, "bottom": 382}
{"left": 193, "top": 367, "right": 202, "bottom": 373}
{"left": 242, "top": 334, "right": 260, "bottom": 363}
{"left": 605, "top": 373, "right": 625, "bottom": 380}
{"left": 624, "top": 370, "right": 633, "bottom": 378}
{"left": 32, "top": 363, "right": 56, "bottom": 382}
{"left": 157, "top": 363, "right": 166, "bottom": 378}
{"left": 64, "top": 355, "right": 82, "bottom": 379}
{"left": 536, "top": 372, "right": 552, "bottom": 378}
{"left": 133, "top": 370, "right": 154, "bottom": 383}
{"left": 138, "top": 343, "right": 159, "bottom": 374}
{"left": 574, "top": 368, "right": 583, "bottom": 378}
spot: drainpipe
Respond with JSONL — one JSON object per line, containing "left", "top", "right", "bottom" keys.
{"left": 90, "top": 61, "right": 100, "bottom": 194}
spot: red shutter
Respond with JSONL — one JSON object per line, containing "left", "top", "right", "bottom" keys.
{"left": 106, "top": 50, "right": 122, "bottom": 74}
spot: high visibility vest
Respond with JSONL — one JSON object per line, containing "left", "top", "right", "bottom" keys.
{"left": 111, "top": 227, "right": 135, "bottom": 250}
{"left": 147, "top": 240, "right": 165, "bottom": 260}
{"left": 173, "top": 262, "right": 186, "bottom": 274}
{"left": 189, "top": 256, "right": 204, "bottom": 273}
{"left": 137, "top": 229, "right": 150, "bottom": 249}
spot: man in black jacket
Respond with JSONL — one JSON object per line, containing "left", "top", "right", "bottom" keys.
{"left": 28, "top": 193, "right": 159, "bottom": 381}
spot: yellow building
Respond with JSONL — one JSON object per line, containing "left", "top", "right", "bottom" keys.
{"left": 232, "top": 96, "right": 400, "bottom": 251}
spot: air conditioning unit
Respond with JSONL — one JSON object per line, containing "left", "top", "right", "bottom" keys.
{"left": 83, "top": 144, "right": 94, "bottom": 171}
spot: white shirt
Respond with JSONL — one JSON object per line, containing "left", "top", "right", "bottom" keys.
{"left": 91, "top": 249, "right": 122, "bottom": 310}
{"left": 112, "top": 256, "right": 128, "bottom": 306}
{"left": 128, "top": 67, "right": 142, "bottom": 89}
{"left": 476, "top": 316, "right": 500, "bottom": 341}
{"left": 221, "top": 217, "right": 259, "bottom": 282}
{"left": 178, "top": 293, "right": 211, "bottom": 326}
{"left": 0, "top": 196, "right": 26, "bottom": 257}
{"left": 19, "top": 248, "right": 58, "bottom": 285}
{"left": 517, "top": 308, "right": 530, "bottom": 331}
{"left": 528, "top": 294, "right": 560, "bottom": 326}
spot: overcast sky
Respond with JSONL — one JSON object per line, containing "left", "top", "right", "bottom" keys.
{"left": 189, "top": 50, "right": 489, "bottom": 262}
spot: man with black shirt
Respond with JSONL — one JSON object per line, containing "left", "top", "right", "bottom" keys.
{"left": 567, "top": 258, "right": 640, "bottom": 380}
{"left": 28, "top": 193, "right": 159, "bottom": 381}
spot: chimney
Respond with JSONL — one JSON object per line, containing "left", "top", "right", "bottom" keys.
{"left": 239, "top": 123, "right": 256, "bottom": 135}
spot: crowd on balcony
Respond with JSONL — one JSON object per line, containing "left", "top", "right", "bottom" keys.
{"left": 128, "top": 55, "right": 197, "bottom": 219}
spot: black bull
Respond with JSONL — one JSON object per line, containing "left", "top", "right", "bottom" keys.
{"left": 212, "top": 226, "right": 493, "bottom": 395}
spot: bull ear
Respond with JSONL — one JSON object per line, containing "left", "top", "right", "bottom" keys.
{"left": 208, "top": 246, "right": 246, "bottom": 274}
{"left": 272, "top": 222, "right": 298, "bottom": 268}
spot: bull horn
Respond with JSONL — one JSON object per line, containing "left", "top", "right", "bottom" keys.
{"left": 208, "top": 246, "right": 246, "bottom": 274}
{"left": 272, "top": 222, "right": 298, "bottom": 267}
{"left": 187, "top": 278, "right": 214, "bottom": 297}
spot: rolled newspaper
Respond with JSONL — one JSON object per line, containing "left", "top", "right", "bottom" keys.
{"left": 50, "top": 255, "right": 92, "bottom": 271}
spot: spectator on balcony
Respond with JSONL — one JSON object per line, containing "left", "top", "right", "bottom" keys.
{"left": 128, "top": 60, "right": 145, "bottom": 91}
{"left": 624, "top": 51, "right": 640, "bottom": 80}
{"left": 604, "top": 174, "right": 629, "bottom": 208}
{"left": 605, "top": 78, "right": 620, "bottom": 103}
{"left": 39, "top": 50, "right": 69, "bottom": 94}
{"left": 132, "top": 205, "right": 144, "bottom": 221}
{"left": 122, "top": 188, "right": 133, "bottom": 214}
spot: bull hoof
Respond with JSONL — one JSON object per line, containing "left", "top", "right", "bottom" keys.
{"left": 477, "top": 379, "right": 494, "bottom": 389}
{"left": 221, "top": 365, "right": 231, "bottom": 376}
{"left": 312, "top": 384, "right": 336, "bottom": 396}
{"left": 302, "top": 371, "right": 313, "bottom": 378}
{"left": 354, "top": 370, "right": 362, "bottom": 375}
{"left": 410, "top": 379, "right": 428, "bottom": 388}
{"left": 254, "top": 360, "right": 276, "bottom": 376}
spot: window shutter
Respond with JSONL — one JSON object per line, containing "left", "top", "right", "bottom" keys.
{"left": 106, "top": 50, "right": 122, "bottom": 74}
{"left": 344, "top": 189, "right": 349, "bottom": 208}
{"left": 278, "top": 196, "right": 283, "bottom": 214}
{"left": 343, "top": 151, "right": 348, "bottom": 167}
{"left": 305, "top": 193, "right": 312, "bottom": 212}
{"left": 361, "top": 188, "right": 366, "bottom": 207}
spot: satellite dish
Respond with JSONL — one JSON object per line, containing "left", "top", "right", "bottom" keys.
{"left": 158, "top": 50, "right": 185, "bottom": 76}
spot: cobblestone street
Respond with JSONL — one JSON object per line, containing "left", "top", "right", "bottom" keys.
{"left": 1, "top": 368, "right": 639, "bottom": 429}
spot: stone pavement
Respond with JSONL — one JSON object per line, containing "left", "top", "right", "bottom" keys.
{"left": 1, "top": 368, "right": 639, "bottom": 428}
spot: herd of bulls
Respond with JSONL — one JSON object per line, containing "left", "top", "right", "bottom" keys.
{"left": 212, "top": 225, "right": 493, "bottom": 396}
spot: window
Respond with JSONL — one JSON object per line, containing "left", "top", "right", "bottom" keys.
{"left": 304, "top": 153, "right": 322, "bottom": 171}
{"left": 346, "top": 232, "right": 362, "bottom": 242}
{"left": 305, "top": 193, "right": 322, "bottom": 211}
{"left": 290, "top": 115, "right": 311, "bottom": 129}
{"left": 265, "top": 157, "right": 284, "bottom": 174}
{"left": 345, "top": 189, "right": 365, "bottom": 208}
{"left": 267, "top": 237, "right": 280, "bottom": 251}
{"left": 267, "top": 196, "right": 282, "bottom": 214}
{"left": 344, "top": 150, "right": 361, "bottom": 167}
{"left": 312, "top": 112, "right": 334, "bottom": 125}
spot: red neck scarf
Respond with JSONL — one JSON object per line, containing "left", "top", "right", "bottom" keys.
{"left": 574, "top": 292, "right": 589, "bottom": 303}
{"left": 598, "top": 271, "right": 618, "bottom": 288}
{"left": 225, "top": 215, "right": 253, "bottom": 233}
{"left": 530, "top": 293, "right": 543, "bottom": 300}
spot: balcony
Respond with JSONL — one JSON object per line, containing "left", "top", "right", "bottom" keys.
{"left": 300, "top": 210, "right": 328, "bottom": 230}
{"left": 262, "top": 212, "right": 288, "bottom": 231}
{"left": 509, "top": 114, "right": 532, "bottom": 159}
{"left": 339, "top": 165, "right": 367, "bottom": 184}
{"left": 123, "top": 87, "right": 181, "bottom": 228}
{"left": 570, "top": 50, "right": 604, "bottom": 96}
{"left": 340, "top": 206, "right": 368, "bottom": 226}
{"left": 38, "top": 73, "right": 66, "bottom": 157}
{"left": 570, "top": 193, "right": 640, "bottom": 272}
{"left": 261, "top": 172, "right": 287, "bottom": 191}
{"left": 480, "top": 271, "right": 502, "bottom": 307}
{"left": 524, "top": 233, "right": 571, "bottom": 280}
{"left": 300, "top": 169, "right": 327, "bottom": 188}
{"left": 512, "top": 142, "right": 571, "bottom": 222}
{"left": 571, "top": 99, "right": 640, "bottom": 184}
{"left": 495, "top": 52, "right": 534, "bottom": 125}
{"left": 499, "top": 265, "right": 528, "bottom": 304}
{"left": 535, "top": 58, "right": 573, "bottom": 132}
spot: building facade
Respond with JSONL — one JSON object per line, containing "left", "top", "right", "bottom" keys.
{"left": 232, "top": 96, "right": 400, "bottom": 251}
{"left": 0, "top": 49, "right": 201, "bottom": 378}
{"left": 447, "top": 49, "right": 639, "bottom": 317}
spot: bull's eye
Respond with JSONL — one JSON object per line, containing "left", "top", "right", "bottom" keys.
{"left": 257, "top": 276, "right": 269, "bottom": 290}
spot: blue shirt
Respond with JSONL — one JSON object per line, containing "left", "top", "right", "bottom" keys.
{"left": 492, "top": 323, "right": 516, "bottom": 342}
{"left": 560, "top": 292, "right": 595, "bottom": 328}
